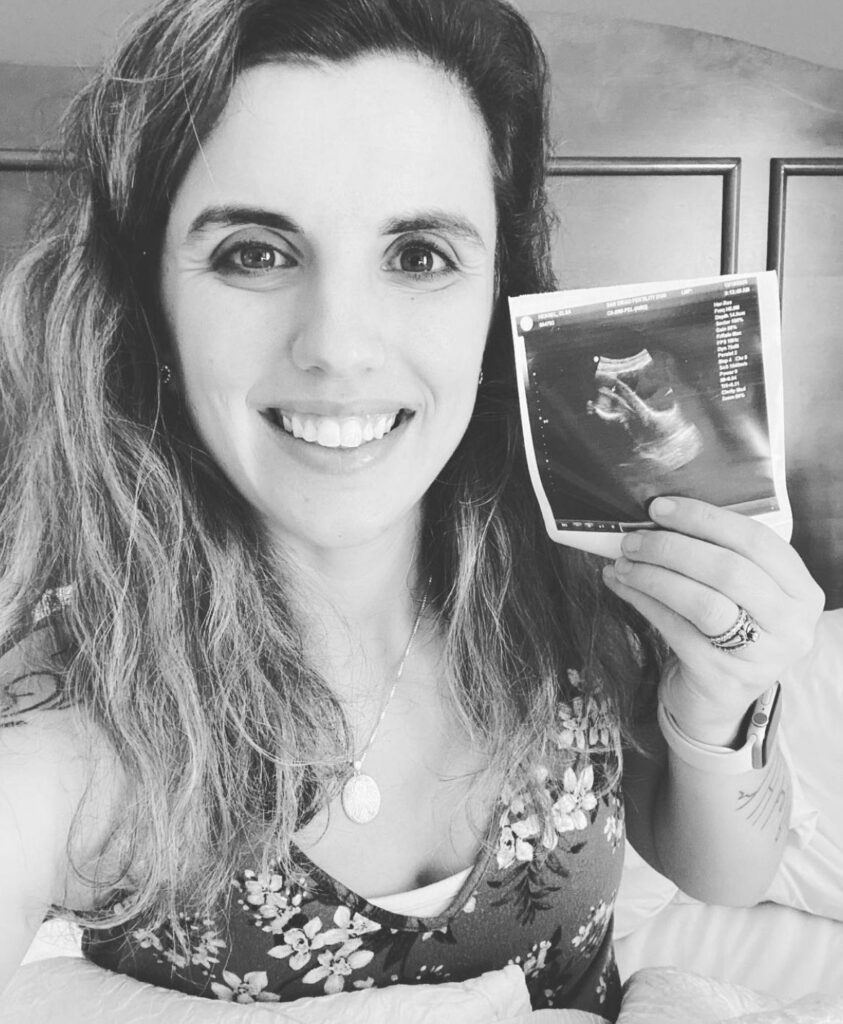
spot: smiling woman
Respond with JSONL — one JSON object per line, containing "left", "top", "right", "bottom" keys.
{"left": 160, "top": 57, "right": 496, "bottom": 553}
{"left": 0, "top": 0, "right": 824, "bottom": 1020}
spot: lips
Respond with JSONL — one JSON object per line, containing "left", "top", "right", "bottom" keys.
{"left": 264, "top": 408, "right": 411, "bottom": 449}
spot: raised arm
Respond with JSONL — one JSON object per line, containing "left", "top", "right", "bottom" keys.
{"left": 607, "top": 496, "right": 824, "bottom": 904}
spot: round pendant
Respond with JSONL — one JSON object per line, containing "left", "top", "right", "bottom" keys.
{"left": 341, "top": 772, "right": 381, "bottom": 824}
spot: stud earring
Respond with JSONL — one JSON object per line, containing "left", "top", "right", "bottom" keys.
{"left": 477, "top": 369, "right": 484, "bottom": 388}
{"left": 159, "top": 363, "right": 173, "bottom": 387}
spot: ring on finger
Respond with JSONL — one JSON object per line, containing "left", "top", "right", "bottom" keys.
{"left": 704, "top": 606, "right": 760, "bottom": 653}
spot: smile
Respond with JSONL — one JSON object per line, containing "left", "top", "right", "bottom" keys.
{"left": 264, "top": 409, "right": 412, "bottom": 449}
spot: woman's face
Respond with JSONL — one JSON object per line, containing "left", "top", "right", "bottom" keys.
{"left": 160, "top": 55, "right": 497, "bottom": 557}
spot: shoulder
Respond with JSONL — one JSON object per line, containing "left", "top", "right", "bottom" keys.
{"left": 0, "top": 612, "right": 124, "bottom": 907}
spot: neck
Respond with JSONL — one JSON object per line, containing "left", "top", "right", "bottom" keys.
{"left": 271, "top": 510, "right": 430, "bottom": 695}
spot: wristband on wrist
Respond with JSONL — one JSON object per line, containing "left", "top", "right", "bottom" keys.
{"left": 657, "top": 683, "right": 782, "bottom": 774}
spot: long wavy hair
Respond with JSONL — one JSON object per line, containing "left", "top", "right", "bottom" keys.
{"left": 0, "top": 0, "right": 661, "bottom": 930}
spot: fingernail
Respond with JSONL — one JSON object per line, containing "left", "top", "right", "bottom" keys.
{"left": 622, "top": 533, "right": 642, "bottom": 553}
{"left": 602, "top": 564, "right": 616, "bottom": 583}
{"left": 614, "top": 557, "right": 633, "bottom": 575}
{"left": 650, "top": 497, "right": 676, "bottom": 518}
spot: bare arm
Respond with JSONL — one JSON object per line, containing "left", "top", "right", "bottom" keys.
{"left": 609, "top": 497, "right": 823, "bottom": 904}
{"left": 0, "top": 695, "right": 80, "bottom": 992}
{"left": 0, "top": 627, "right": 115, "bottom": 996}
{"left": 623, "top": 717, "right": 791, "bottom": 904}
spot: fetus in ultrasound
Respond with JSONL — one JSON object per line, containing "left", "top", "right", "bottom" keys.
{"left": 586, "top": 349, "right": 703, "bottom": 472}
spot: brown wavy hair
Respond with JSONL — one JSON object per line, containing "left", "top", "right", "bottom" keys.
{"left": 0, "top": 0, "right": 661, "bottom": 930}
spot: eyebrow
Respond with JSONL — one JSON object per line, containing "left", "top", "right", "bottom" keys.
{"left": 381, "top": 212, "right": 487, "bottom": 248}
{"left": 185, "top": 206, "right": 303, "bottom": 240}
{"left": 184, "top": 205, "right": 488, "bottom": 248}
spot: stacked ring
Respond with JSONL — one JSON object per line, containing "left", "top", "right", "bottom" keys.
{"left": 705, "top": 606, "right": 760, "bottom": 652}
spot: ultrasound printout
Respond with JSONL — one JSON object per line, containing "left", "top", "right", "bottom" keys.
{"left": 510, "top": 273, "right": 791, "bottom": 556}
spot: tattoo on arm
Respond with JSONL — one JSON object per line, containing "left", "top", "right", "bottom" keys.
{"left": 0, "top": 624, "right": 73, "bottom": 729}
{"left": 0, "top": 670, "right": 70, "bottom": 728}
{"left": 736, "top": 751, "right": 789, "bottom": 841}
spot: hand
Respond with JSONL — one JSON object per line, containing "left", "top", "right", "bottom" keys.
{"left": 602, "top": 496, "right": 825, "bottom": 746}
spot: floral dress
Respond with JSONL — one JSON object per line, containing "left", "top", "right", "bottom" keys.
{"left": 84, "top": 678, "right": 625, "bottom": 1019}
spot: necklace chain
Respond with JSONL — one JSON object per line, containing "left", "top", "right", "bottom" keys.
{"left": 340, "top": 580, "right": 430, "bottom": 825}
{"left": 352, "top": 586, "right": 428, "bottom": 772}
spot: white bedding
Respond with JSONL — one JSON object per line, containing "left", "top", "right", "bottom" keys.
{"left": 617, "top": 967, "right": 843, "bottom": 1023}
{"left": 6, "top": 956, "right": 843, "bottom": 1024}
{"left": 1, "top": 957, "right": 600, "bottom": 1023}
{"left": 615, "top": 899, "right": 843, "bottom": 1002}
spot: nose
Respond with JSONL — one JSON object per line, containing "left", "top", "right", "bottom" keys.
{"left": 290, "top": 269, "right": 386, "bottom": 377}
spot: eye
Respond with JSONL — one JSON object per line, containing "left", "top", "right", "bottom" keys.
{"left": 388, "top": 239, "right": 456, "bottom": 280}
{"left": 213, "top": 239, "right": 297, "bottom": 277}
{"left": 238, "top": 244, "right": 285, "bottom": 271}
{"left": 399, "top": 245, "right": 442, "bottom": 274}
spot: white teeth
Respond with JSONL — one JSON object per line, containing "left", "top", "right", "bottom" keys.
{"left": 278, "top": 411, "right": 403, "bottom": 449}
{"left": 373, "top": 413, "right": 397, "bottom": 440}
{"left": 340, "top": 419, "right": 363, "bottom": 448}
{"left": 315, "top": 419, "right": 341, "bottom": 448}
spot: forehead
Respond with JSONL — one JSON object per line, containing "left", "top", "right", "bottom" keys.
{"left": 168, "top": 54, "right": 496, "bottom": 234}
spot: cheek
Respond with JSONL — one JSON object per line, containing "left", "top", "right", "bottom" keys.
{"left": 171, "top": 293, "right": 268, "bottom": 393}
{"left": 166, "top": 310, "right": 251, "bottom": 448}
{"left": 404, "top": 289, "right": 492, "bottom": 381}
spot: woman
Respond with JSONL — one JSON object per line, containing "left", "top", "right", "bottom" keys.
{"left": 0, "top": 0, "right": 823, "bottom": 1018}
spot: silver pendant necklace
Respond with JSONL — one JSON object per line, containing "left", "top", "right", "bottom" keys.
{"left": 340, "top": 586, "right": 429, "bottom": 825}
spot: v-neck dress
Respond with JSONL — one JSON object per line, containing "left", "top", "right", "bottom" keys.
{"left": 83, "top": 681, "right": 625, "bottom": 1019}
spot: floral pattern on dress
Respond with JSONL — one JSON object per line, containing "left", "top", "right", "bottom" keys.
{"left": 235, "top": 869, "right": 314, "bottom": 935}
{"left": 84, "top": 687, "right": 626, "bottom": 1021}
{"left": 301, "top": 939, "right": 376, "bottom": 994}
{"left": 130, "top": 913, "right": 227, "bottom": 974}
{"left": 571, "top": 899, "right": 614, "bottom": 960}
{"left": 556, "top": 697, "right": 614, "bottom": 753}
{"left": 210, "top": 969, "right": 280, "bottom": 1003}
{"left": 488, "top": 695, "right": 620, "bottom": 931}
{"left": 603, "top": 794, "right": 625, "bottom": 851}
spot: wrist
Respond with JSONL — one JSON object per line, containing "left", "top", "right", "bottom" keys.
{"left": 658, "top": 684, "right": 782, "bottom": 775}
{"left": 658, "top": 662, "right": 766, "bottom": 747}
{"left": 658, "top": 699, "right": 747, "bottom": 749}
{"left": 669, "top": 717, "right": 743, "bottom": 749}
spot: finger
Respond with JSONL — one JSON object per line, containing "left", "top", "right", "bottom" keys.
{"left": 603, "top": 568, "right": 776, "bottom": 727}
{"left": 648, "top": 496, "right": 821, "bottom": 602}
{"left": 603, "top": 563, "right": 739, "bottom": 665}
{"left": 619, "top": 529, "right": 783, "bottom": 628}
{"left": 612, "top": 555, "right": 773, "bottom": 641}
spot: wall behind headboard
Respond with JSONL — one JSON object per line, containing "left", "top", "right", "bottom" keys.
{"left": 2, "top": 5, "right": 842, "bottom": 604}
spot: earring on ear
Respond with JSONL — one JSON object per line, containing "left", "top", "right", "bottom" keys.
{"left": 477, "top": 369, "right": 484, "bottom": 388}
{"left": 160, "top": 363, "right": 173, "bottom": 387}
